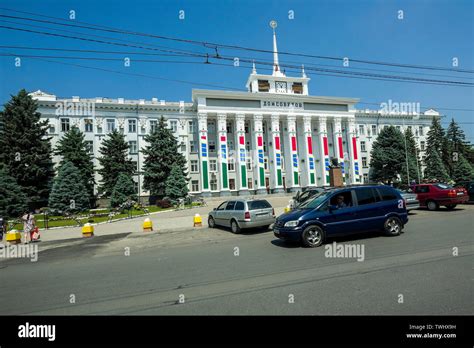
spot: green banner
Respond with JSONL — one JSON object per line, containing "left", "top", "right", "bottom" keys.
{"left": 310, "top": 173, "right": 315, "bottom": 185}
{"left": 221, "top": 163, "right": 228, "bottom": 189}
{"left": 277, "top": 169, "right": 282, "bottom": 186}
{"left": 241, "top": 165, "right": 247, "bottom": 188}
{"left": 293, "top": 171, "right": 299, "bottom": 185}
{"left": 202, "top": 161, "right": 209, "bottom": 190}
{"left": 259, "top": 167, "right": 265, "bottom": 187}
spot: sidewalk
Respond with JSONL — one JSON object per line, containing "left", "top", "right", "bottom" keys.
{"left": 34, "top": 194, "right": 294, "bottom": 243}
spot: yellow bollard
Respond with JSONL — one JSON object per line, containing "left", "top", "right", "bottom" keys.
{"left": 193, "top": 214, "right": 202, "bottom": 227}
{"left": 82, "top": 223, "right": 94, "bottom": 238}
{"left": 143, "top": 218, "right": 153, "bottom": 232}
{"left": 284, "top": 206, "right": 291, "bottom": 213}
{"left": 5, "top": 230, "right": 22, "bottom": 244}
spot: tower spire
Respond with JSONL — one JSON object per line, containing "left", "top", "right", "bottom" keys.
{"left": 270, "top": 20, "right": 285, "bottom": 77}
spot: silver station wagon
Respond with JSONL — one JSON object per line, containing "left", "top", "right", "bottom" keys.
{"left": 208, "top": 199, "right": 276, "bottom": 233}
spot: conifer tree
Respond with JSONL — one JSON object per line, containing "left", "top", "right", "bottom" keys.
{"left": 110, "top": 172, "right": 137, "bottom": 208}
{"left": 451, "top": 153, "right": 474, "bottom": 182}
{"left": 401, "top": 127, "right": 421, "bottom": 184}
{"left": 97, "top": 129, "right": 135, "bottom": 197}
{"left": 0, "top": 89, "right": 54, "bottom": 208}
{"left": 48, "top": 161, "right": 89, "bottom": 214}
{"left": 425, "top": 117, "right": 450, "bottom": 176}
{"left": 423, "top": 147, "right": 450, "bottom": 182}
{"left": 142, "top": 116, "right": 187, "bottom": 199}
{"left": 369, "top": 126, "right": 406, "bottom": 183}
{"left": 165, "top": 163, "right": 189, "bottom": 201}
{"left": 0, "top": 167, "right": 28, "bottom": 219}
{"left": 55, "top": 127, "right": 95, "bottom": 202}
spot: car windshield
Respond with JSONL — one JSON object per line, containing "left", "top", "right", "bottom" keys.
{"left": 298, "top": 191, "right": 331, "bottom": 209}
{"left": 435, "top": 183, "right": 452, "bottom": 189}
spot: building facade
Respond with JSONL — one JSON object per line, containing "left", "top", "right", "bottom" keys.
{"left": 31, "top": 27, "right": 439, "bottom": 197}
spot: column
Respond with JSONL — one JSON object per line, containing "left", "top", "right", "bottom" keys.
{"left": 269, "top": 114, "right": 284, "bottom": 193}
{"left": 347, "top": 118, "right": 361, "bottom": 184}
{"left": 234, "top": 114, "right": 249, "bottom": 195}
{"left": 301, "top": 116, "right": 317, "bottom": 187}
{"left": 333, "top": 117, "right": 346, "bottom": 184}
{"left": 317, "top": 117, "right": 330, "bottom": 186}
{"left": 284, "top": 115, "right": 300, "bottom": 191}
{"left": 198, "top": 113, "right": 211, "bottom": 196}
{"left": 253, "top": 114, "right": 266, "bottom": 194}
{"left": 217, "top": 113, "right": 230, "bottom": 196}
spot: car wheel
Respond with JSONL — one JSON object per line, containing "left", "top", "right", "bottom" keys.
{"left": 208, "top": 216, "right": 216, "bottom": 228}
{"left": 446, "top": 204, "right": 457, "bottom": 210}
{"left": 230, "top": 220, "right": 241, "bottom": 234}
{"left": 384, "top": 216, "right": 402, "bottom": 236}
{"left": 302, "top": 225, "right": 325, "bottom": 248}
{"left": 426, "top": 200, "right": 439, "bottom": 211}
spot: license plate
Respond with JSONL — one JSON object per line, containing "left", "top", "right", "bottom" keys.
{"left": 457, "top": 192, "right": 464, "bottom": 195}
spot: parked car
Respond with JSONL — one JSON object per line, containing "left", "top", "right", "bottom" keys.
{"left": 208, "top": 199, "right": 275, "bottom": 233}
{"left": 273, "top": 185, "right": 408, "bottom": 247}
{"left": 411, "top": 183, "right": 469, "bottom": 211}
{"left": 396, "top": 189, "right": 420, "bottom": 211}
{"left": 291, "top": 188, "right": 325, "bottom": 208}
{"left": 454, "top": 181, "right": 474, "bottom": 202}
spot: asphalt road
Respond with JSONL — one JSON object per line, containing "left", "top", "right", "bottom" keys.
{"left": 1, "top": 205, "right": 472, "bottom": 315}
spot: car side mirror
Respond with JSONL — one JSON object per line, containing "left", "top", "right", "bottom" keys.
{"left": 213, "top": 208, "right": 217, "bottom": 211}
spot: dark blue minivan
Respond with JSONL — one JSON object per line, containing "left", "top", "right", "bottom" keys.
{"left": 273, "top": 185, "right": 408, "bottom": 247}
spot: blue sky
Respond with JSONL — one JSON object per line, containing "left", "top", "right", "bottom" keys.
{"left": 1, "top": 0, "right": 473, "bottom": 139}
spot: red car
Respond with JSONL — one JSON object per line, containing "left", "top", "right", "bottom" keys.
{"left": 411, "top": 183, "right": 469, "bottom": 211}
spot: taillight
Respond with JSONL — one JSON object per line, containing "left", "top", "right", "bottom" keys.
{"left": 272, "top": 208, "right": 275, "bottom": 216}
{"left": 447, "top": 190, "right": 457, "bottom": 197}
{"left": 244, "top": 211, "right": 251, "bottom": 220}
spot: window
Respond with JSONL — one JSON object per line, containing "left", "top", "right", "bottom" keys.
{"left": 360, "top": 141, "right": 366, "bottom": 152}
{"left": 414, "top": 185, "right": 430, "bottom": 193}
{"left": 150, "top": 120, "right": 158, "bottom": 133}
{"left": 407, "top": 126, "right": 412, "bottom": 133}
{"left": 356, "top": 188, "right": 377, "bottom": 205}
{"left": 228, "top": 141, "right": 234, "bottom": 151}
{"left": 131, "top": 161, "right": 138, "bottom": 171}
{"left": 229, "top": 179, "right": 236, "bottom": 190}
{"left": 128, "top": 119, "right": 137, "bottom": 133}
{"left": 420, "top": 141, "right": 425, "bottom": 151}
{"left": 328, "top": 191, "right": 353, "bottom": 208}
{"left": 234, "top": 200, "right": 244, "bottom": 210}
{"left": 61, "top": 118, "right": 70, "bottom": 132}
{"left": 210, "top": 178, "right": 217, "bottom": 191}
{"left": 371, "top": 125, "right": 377, "bottom": 135}
{"left": 225, "top": 201, "right": 236, "bottom": 210}
{"left": 129, "top": 141, "right": 137, "bottom": 154}
{"left": 362, "top": 157, "right": 368, "bottom": 168}
{"left": 258, "top": 80, "right": 270, "bottom": 92}
{"left": 84, "top": 119, "right": 93, "bottom": 132}
{"left": 226, "top": 122, "right": 232, "bottom": 134}
{"left": 133, "top": 181, "right": 139, "bottom": 193}
{"left": 190, "top": 140, "right": 197, "bottom": 153}
{"left": 216, "top": 202, "right": 227, "bottom": 210}
{"left": 106, "top": 119, "right": 115, "bottom": 132}
{"left": 263, "top": 141, "right": 267, "bottom": 152}
{"left": 188, "top": 121, "right": 196, "bottom": 133}
{"left": 228, "top": 159, "right": 235, "bottom": 171}
{"left": 363, "top": 173, "right": 368, "bottom": 183}
{"left": 377, "top": 187, "right": 397, "bottom": 201}
{"left": 264, "top": 158, "right": 268, "bottom": 171}
{"left": 419, "top": 126, "right": 424, "bottom": 136}
{"left": 209, "top": 159, "right": 217, "bottom": 172}
{"left": 248, "top": 200, "right": 271, "bottom": 210}
{"left": 85, "top": 141, "right": 93, "bottom": 154}
{"left": 246, "top": 158, "right": 252, "bottom": 170}
{"left": 49, "top": 125, "right": 56, "bottom": 134}
{"left": 209, "top": 141, "right": 216, "bottom": 152}
{"left": 181, "top": 141, "right": 186, "bottom": 152}
{"left": 358, "top": 125, "right": 365, "bottom": 135}
{"left": 191, "top": 180, "right": 199, "bottom": 192}
{"left": 190, "top": 160, "right": 198, "bottom": 172}
{"left": 208, "top": 122, "right": 215, "bottom": 133}
{"left": 396, "top": 125, "right": 401, "bottom": 132}
{"left": 170, "top": 120, "right": 177, "bottom": 133}
{"left": 247, "top": 178, "right": 253, "bottom": 189}
{"left": 292, "top": 82, "right": 303, "bottom": 94}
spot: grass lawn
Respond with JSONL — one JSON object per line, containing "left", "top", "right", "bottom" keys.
{"left": 7, "top": 204, "right": 201, "bottom": 230}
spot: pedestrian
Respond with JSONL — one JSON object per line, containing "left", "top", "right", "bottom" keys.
{"left": 0, "top": 216, "right": 5, "bottom": 242}
{"left": 21, "top": 211, "right": 35, "bottom": 244}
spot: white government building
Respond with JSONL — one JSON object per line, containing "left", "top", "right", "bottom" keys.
{"left": 31, "top": 24, "right": 439, "bottom": 198}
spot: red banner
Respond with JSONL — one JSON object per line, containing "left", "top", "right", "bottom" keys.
{"left": 352, "top": 137, "right": 358, "bottom": 160}
{"left": 291, "top": 137, "right": 297, "bottom": 152}
{"left": 338, "top": 137, "right": 344, "bottom": 158}
{"left": 258, "top": 136, "right": 263, "bottom": 147}
{"left": 275, "top": 136, "right": 280, "bottom": 150}
{"left": 323, "top": 137, "right": 329, "bottom": 156}
{"left": 239, "top": 136, "right": 245, "bottom": 145}
{"left": 307, "top": 137, "right": 313, "bottom": 155}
